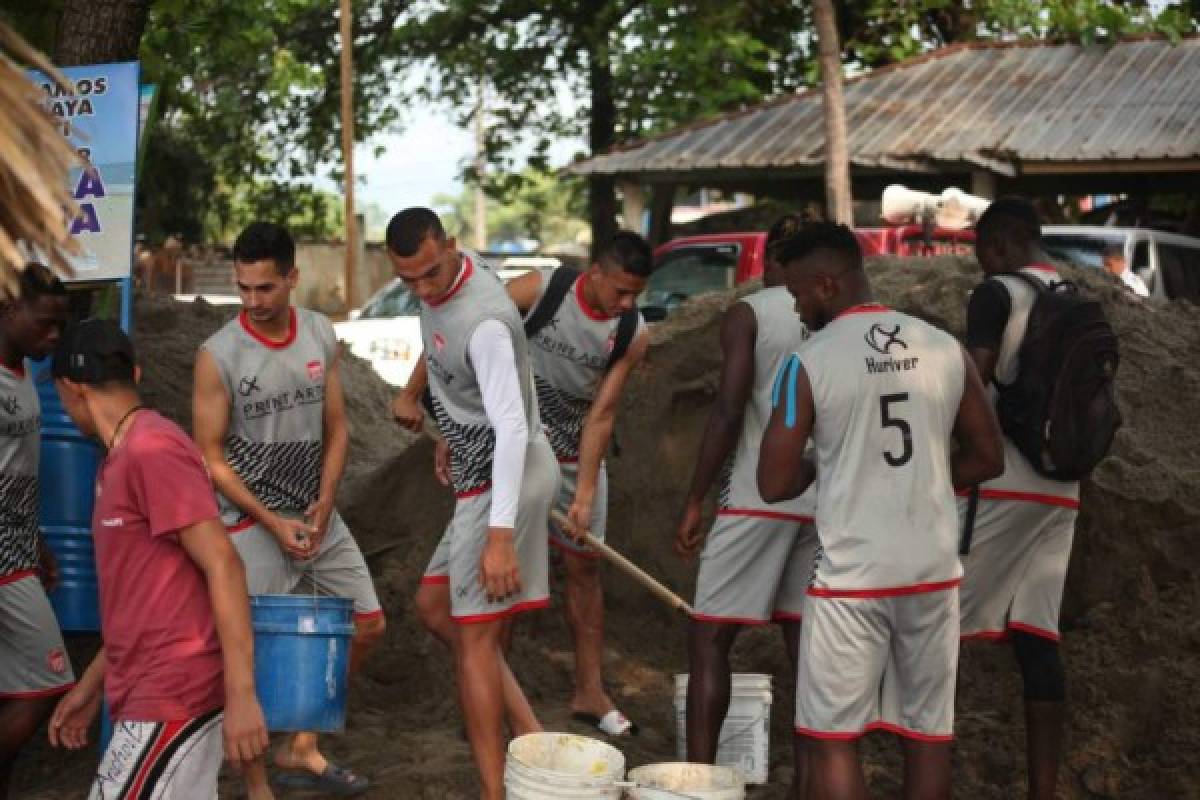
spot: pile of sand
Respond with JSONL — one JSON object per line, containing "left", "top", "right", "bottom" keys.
{"left": 17, "top": 264, "right": 1200, "bottom": 798}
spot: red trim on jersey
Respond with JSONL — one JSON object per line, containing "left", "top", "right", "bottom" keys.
{"left": 549, "top": 537, "right": 602, "bottom": 560}
{"left": 0, "top": 569, "right": 38, "bottom": 587}
{"left": 452, "top": 597, "right": 550, "bottom": 624}
{"left": 0, "top": 682, "right": 76, "bottom": 700}
{"left": 455, "top": 482, "right": 491, "bottom": 500}
{"left": 718, "top": 508, "right": 815, "bottom": 524}
{"left": 833, "top": 303, "right": 889, "bottom": 320}
{"left": 0, "top": 359, "right": 26, "bottom": 378}
{"left": 1007, "top": 621, "right": 1060, "bottom": 642}
{"left": 353, "top": 609, "right": 385, "bottom": 622}
{"left": 574, "top": 275, "right": 611, "bottom": 321}
{"left": 556, "top": 456, "right": 580, "bottom": 465}
{"left": 427, "top": 254, "right": 474, "bottom": 308}
{"left": 771, "top": 611, "right": 804, "bottom": 623}
{"left": 127, "top": 719, "right": 188, "bottom": 799}
{"left": 227, "top": 517, "right": 255, "bottom": 534}
{"left": 690, "top": 612, "right": 771, "bottom": 626}
{"left": 807, "top": 577, "right": 961, "bottom": 599}
{"left": 239, "top": 307, "right": 297, "bottom": 349}
{"left": 419, "top": 574, "right": 449, "bottom": 585}
{"left": 1024, "top": 264, "right": 1061, "bottom": 275}
{"left": 957, "top": 488, "right": 1079, "bottom": 509}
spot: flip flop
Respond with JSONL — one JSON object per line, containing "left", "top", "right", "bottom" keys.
{"left": 572, "top": 709, "right": 639, "bottom": 736}
{"left": 272, "top": 762, "right": 369, "bottom": 796}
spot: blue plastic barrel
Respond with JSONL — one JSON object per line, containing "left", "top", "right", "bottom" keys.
{"left": 35, "top": 360, "right": 103, "bottom": 632}
{"left": 251, "top": 594, "right": 354, "bottom": 732}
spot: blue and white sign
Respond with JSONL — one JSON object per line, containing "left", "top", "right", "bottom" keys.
{"left": 28, "top": 61, "right": 140, "bottom": 282}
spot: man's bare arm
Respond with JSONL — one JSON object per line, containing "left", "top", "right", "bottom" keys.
{"left": 951, "top": 347, "right": 1005, "bottom": 489}
{"left": 757, "top": 357, "right": 817, "bottom": 504}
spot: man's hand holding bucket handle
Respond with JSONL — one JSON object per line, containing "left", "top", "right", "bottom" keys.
{"left": 222, "top": 686, "right": 268, "bottom": 768}
{"left": 481, "top": 527, "right": 521, "bottom": 602}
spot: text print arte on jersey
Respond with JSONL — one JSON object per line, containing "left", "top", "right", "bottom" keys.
{"left": 239, "top": 365, "right": 326, "bottom": 422}
{"left": 864, "top": 323, "right": 920, "bottom": 375}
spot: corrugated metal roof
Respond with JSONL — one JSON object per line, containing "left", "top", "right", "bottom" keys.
{"left": 569, "top": 38, "right": 1200, "bottom": 177}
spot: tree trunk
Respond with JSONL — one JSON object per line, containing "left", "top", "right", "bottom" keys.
{"left": 649, "top": 183, "right": 676, "bottom": 246}
{"left": 587, "top": 39, "right": 618, "bottom": 259}
{"left": 55, "top": 0, "right": 149, "bottom": 65}
{"left": 814, "top": 0, "right": 853, "bottom": 225}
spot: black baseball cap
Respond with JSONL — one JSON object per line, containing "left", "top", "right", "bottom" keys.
{"left": 52, "top": 318, "right": 136, "bottom": 384}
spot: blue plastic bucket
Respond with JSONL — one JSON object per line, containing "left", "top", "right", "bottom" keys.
{"left": 251, "top": 594, "right": 354, "bottom": 732}
{"left": 35, "top": 361, "right": 103, "bottom": 632}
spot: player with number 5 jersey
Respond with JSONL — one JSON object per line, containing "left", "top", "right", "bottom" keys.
{"left": 757, "top": 223, "right": 1004, "bottom": 800}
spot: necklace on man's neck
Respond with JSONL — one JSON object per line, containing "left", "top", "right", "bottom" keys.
{"left": 108, "top": 404, "right": 146, "bottom": 451}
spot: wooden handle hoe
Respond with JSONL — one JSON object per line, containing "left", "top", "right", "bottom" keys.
{"left": 550, "top": 510, "right": 694, "bottom": 618}
{"left": 420, "top": 417, "right": 694, "bottom": 617}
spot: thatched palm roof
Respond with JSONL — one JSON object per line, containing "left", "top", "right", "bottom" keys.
{"left": 0, "top": 21, "right": 80, "bottom": 296}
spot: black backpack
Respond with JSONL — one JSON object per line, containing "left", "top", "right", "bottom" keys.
{"left": 993, "top": 271, "right": 1122, "bottom": 482}
{"left": 523, "top": 267, "right": 639, "bottom": 369}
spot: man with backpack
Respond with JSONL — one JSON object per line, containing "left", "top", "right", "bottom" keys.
{"left": 960, "top": 197, "right": 1120, "bottom": 800}
{"left": 395, "top": 230, "right": 652, "bottom": 737}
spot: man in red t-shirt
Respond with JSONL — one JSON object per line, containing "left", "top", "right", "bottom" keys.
{"left": 46, "top": 319, "right": 267, "bottom": 798}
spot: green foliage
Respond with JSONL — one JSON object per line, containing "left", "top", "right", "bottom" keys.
{"left": 436, "top": 168, "right": 588, "bottom": 247}
{"left": 839, "top": 0, "right": 1198, "bottom": 68}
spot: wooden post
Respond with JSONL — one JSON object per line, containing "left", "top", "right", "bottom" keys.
{"left": 619, "top": 180, "right": 645, "bottom": 234}
{"left": 971, "top": 170, "right": 997, "bottom": 200}
{"left": 339, "top": 0, "right": 357, "bottom": 311}
{"left": 473, "top": 78, "right": 487, "bottom": 251}
{"left": 814, "top": 0, "right": 853, "bottom": 225}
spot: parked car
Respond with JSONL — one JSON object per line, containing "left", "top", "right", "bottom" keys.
{"left": 336, "top": 255, "right": 549, "bottom": 386}
{"left": 642, "top": 227, "right": 976, "bottom": 320}
{"left": 1041, "top": 225, "right": 1200, "bottom": 304}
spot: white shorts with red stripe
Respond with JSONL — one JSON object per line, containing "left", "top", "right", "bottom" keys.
{"left": 958, "top": 492, "right": 1078, "bottom": 642}
{"left": 693, "top": 513, "right": 817, "bottom": 624}
{"left": 90, "top": 708, "right": 223, "bottom": 799}
{"left": 795, "top": 588, "right": 959, "bottom": 741}
{"left": 0, "top": 572, "right": 75, "bottom": 698}
{"left": 420, "top": 435, "right": 557, "bottom": 624}
{"left": 228, "top": 510, "right": 382, "bottom": 622}
{"left": 547, "top": 460, "right": 608, "bottom": 559}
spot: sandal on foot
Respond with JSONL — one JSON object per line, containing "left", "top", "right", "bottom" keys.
{"left": 572, "top": 709, "right": 639, "bottom": 736}
{"left": 272, "top": 762, "right": 369, "bottom": 796}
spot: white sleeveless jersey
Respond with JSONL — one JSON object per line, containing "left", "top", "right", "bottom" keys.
{"left": 421, "top": 254, "right": 538, "bottom": 496}
{"left": 979, "top": 265, "right": 1081, "bottom": 505}
{"left": 0, "top": 362, "right": 40, "bottom": 577}
{"left": 719, "top": 287, "right": 815, "bottom": 519}
{"left": 202, "top": 307, "right": 337, "bottom": 526}
{"left": 802, "top": 305, "right": 964, "bottom": 594}
{"left": 524, "top": 268, "right": 646, "bottom": 462}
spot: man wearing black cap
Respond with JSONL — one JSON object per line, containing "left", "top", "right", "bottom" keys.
{"left": 46, "top": 318, "right": 268, "bottom": 799}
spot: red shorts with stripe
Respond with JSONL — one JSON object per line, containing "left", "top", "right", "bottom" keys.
{"left": 90, "top": 708, "right": 223, "bottom": 799}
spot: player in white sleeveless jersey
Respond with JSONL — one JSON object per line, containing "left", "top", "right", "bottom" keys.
{"left": 194, "top": 223, "right": 380, "bottom": 797}
{"left": 395, "top": 232, "right": 652, "bottom": 737}
{"left": 673, "top": 215, "right": 818, "bottom": 792}
{"left": 0, "top": 265, "right": 72, "bottom": 797}
{"left": 757, "top": 223, "right": 1003, "bottom": 800}
{"left": 959, "top": 197, "right": 1082, "bottom": 799}
{"left": 387, "top": 208, "right": 560, "bottom": 800}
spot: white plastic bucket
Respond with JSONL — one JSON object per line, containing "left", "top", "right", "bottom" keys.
{"left": 626, "top": 763, "right": 745, "bottom": 800}
{"left": 505, "top": 732, "right": 626, "bottom": 799}
{"left": 673, "top": 673, "right": 772, "bottom": 785}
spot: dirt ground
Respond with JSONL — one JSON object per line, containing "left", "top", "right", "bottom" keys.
{"left": 14, "top": 256, "right": 1200, "bottom": 798}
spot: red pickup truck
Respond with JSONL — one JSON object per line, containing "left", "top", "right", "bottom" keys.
{"left": 641, "top": 226, "right": 974, "bottom": 319}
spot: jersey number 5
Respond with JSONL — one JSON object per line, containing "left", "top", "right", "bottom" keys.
{"left": 880, "top": 393, "right": 912, "bottom": 467}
